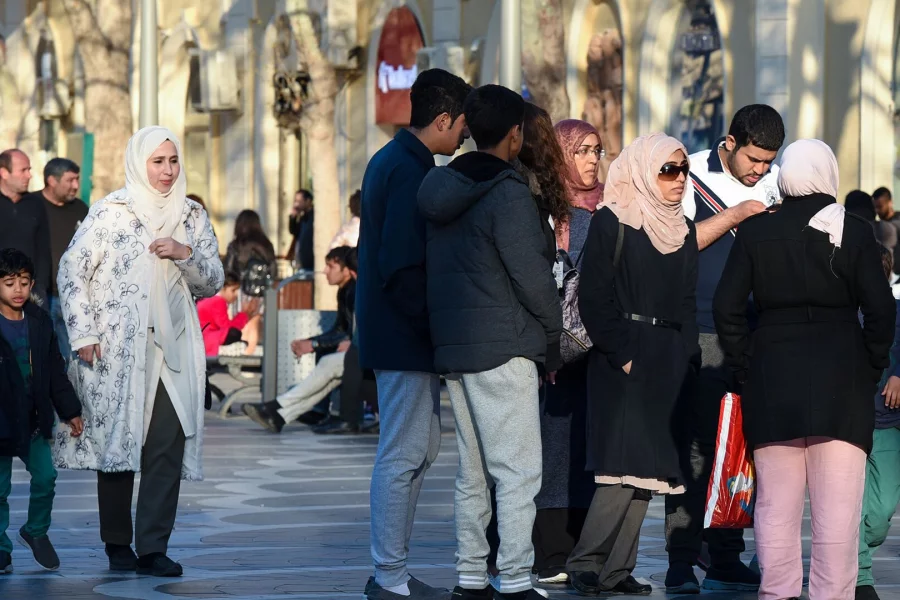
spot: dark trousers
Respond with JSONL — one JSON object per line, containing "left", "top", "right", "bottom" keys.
{"left": 97, "top": 384, "right": 186, "bottom": 556}
{"left": 665, "top": 333, "right": 745, "bottom": 567}
{"left": 532, "top": 507, "right": 589, "bottom": 576}
{"left": 338, "top": 344, "right": 367, "bottom": 426}
{"left": 567, "top": 484, "right": 650, "bottom": 590}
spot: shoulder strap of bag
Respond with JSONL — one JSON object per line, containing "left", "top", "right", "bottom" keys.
{"left": 613, "top": 222, "right": 625, "bottom": 269}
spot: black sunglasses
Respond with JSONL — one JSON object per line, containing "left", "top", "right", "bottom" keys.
{"left": 659, "top": 163, "right": 690, "bottom": 182}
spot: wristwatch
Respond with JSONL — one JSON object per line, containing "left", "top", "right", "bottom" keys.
{"left": 310, "top": 339, "right": 319, "bottom": 350}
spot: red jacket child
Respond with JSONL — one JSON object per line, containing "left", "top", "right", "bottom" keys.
{"left": 197, "top": 278, "right": 260, "bottom": 356}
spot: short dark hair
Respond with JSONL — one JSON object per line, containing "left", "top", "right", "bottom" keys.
{"left": 0, "top": 149, "right": 24, "bottom": 174}
{"left": 348, "top": 189, "right": 361, "bottom": 218}
{"left": 43, "top": 157, "right": 80, "bottom": 185}
{"left": 223, "top": 270, "right": 241, "bottom": 287}
{"left": 297, "top": 189, "right": 313, "bottom": 203}
{"left": 844, "top": 190, "right": 875, "bottom": 222}
{"left": 326, "top": 245, "right": 357, "bottom": 272}
{"left": 463, "top": 85, "right": 525, "bottom": 150}
{"left": 727, "top": 104, "right": 785, "bottom": 152}
{"left": 880, "top": 244, "right": 894, "bottom": 281}
{"left": 0, "top": 248, "right": 34, "bottom": 280}
{"left": 873, "top": 187, "right": 892, "bottom": 201}
{"left": 409, "top": 69, "right": 472, "bottom": 130}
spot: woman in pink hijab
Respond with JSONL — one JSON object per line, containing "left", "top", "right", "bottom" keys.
{"left": 713, "top": 139, "right": 896, "bottom": 599}
{"left": 554, "top": 119, "right": 604, "bottom": 254}
{"left": 566, "top": 133, "right": 699, "bottom": 594}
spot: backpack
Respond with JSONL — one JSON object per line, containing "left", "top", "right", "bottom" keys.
{"left": 241, "top": 255, "right": 273, "bottom": 297}
{"left": 559, "top": 222, "right": 624, "bottom": 365}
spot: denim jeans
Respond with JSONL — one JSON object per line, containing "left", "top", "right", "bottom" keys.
{"left": 0, "top": 435, "right": 58, "bottom": 552}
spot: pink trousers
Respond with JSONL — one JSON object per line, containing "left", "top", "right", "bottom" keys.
{"left": 754, "top": 437, "right": 866, "bottom": 600}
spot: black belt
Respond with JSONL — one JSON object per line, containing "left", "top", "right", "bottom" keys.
{"left": 623, "top": 313, "right": 682, "bottom": 331}
{"left": 758, "top": 306, "right": 859, "bottom": 327}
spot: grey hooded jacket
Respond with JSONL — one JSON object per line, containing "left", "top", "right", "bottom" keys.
{"left": 417, "top": 151, "right": 562, "bottom": 375}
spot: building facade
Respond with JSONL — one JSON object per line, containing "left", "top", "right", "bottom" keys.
{"left": 0, "top": 0, "right": 898, "bottom": 264}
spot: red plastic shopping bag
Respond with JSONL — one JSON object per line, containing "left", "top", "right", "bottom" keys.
{"left": 704, "top": 393, "right": 756, "bottom": 529}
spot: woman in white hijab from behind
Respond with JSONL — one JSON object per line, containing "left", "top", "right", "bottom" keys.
{"left": 56, "top": 127, "right": 224, "bottom": 577}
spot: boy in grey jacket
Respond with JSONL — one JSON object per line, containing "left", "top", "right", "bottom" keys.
{"left": 418, "top": 85, "right": 563, "bottom": 600}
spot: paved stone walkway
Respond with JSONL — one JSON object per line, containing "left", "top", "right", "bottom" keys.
{"left": 1, "top": 375, "right": 899, "bottom": 599}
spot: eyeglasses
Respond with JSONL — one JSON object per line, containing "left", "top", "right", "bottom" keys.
{"left": 658, "top": 163, "right": 690, "bottom": 182}
{"left": 575, "top": 146, "right": 606, "bottom": 159}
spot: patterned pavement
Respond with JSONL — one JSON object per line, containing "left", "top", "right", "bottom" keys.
{"left": 1, "top": 374, "right": 899, "bottom": 599}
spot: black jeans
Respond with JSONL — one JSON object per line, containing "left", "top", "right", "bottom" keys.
{"left": 665, "top": 333, "right": 745, "bottom": 567}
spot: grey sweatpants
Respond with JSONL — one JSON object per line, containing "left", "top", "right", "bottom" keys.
{"left": 370, "top": 370, "right": 443, "bottom": 588}
{"left": 446, "top": 357, "right": 543, "bottom": 594}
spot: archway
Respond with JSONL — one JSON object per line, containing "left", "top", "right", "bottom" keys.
{"left": 567, "top": 0, "right": 623, "bottom": 181}
{"left": 639, "top": 0, "right": 727, "bottom": 153}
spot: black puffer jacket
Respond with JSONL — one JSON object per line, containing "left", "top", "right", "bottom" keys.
{"left": 0, "top": 301, "right": 81, "bottom": 458}
{"left": 418, "top": 152, "right": 562, "bottom": 374}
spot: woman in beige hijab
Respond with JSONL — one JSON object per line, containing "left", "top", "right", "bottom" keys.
{"left": 56, "top": 126, "right": 224, "bottom": 577}
{"left": 714, "top": 139, "right": 895, "bottom": 599}
{"left": 566, "top": 133, "right": 699, "bottom": 594}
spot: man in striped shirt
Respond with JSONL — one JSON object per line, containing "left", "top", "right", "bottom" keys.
{"left": 665, "top": 105, "right": 785, "bottom": 594}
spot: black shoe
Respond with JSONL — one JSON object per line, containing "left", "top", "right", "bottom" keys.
{"left": 310, "top": 414, "right": 341, "bottom": 429}
{"left": 242, "top": 402, "right": 284, "bottom": 433}
{"left": 0, "top": 551, "right": 11, "bottom": 574}
{"left": 569, "top": 571, "right": 601, "bottom": 595}
{"left": 136, "top": 552, "right": 183, "bottom": 577}
{"left": 702, "top": 561, "right": 760, "bottom": 591}
{"left": 361, "top": 421, "right": 380, "bottom": 434}
{"left": 857, "top": 585, "right": 881, "bottom": 600}
{"left": 665, "top": 561, "right": 700, "bottom": 594}
{"left": 493, "top": 589, "right": 547, "bottom": 600}
{"left": 364, "top": 576, "right": 450, "bottom": 599}
{"left": 296, "top": 409, "right": 328, "bottom": 426}
{"left": 105, "top": 543, "right": 137, "bottom": 572}
{"left": 17, "top": 528, "right": 59, "bottom": 570}
{"left": 315, "top": 419, "right": 361, "bottom": 435}
{"left": 606, "top": 576, "right": 651, "bottom": 596}
{"left": 452, "top": 585, "right": 494, "bottom": 599}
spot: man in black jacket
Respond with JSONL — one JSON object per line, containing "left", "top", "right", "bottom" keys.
{"left": 418, "top": 85, "right": 562, "bottom": 600}
{"left": 242, "top": 246, "right": 356, "bottom": 433}
{"left": 0, "top": 248, "right": 83, "bottom": 574}
{"left": 0, "top": 150, "right": 52, "bottom": 306}
{"left": 357, "top": 68, "right": 471, "bottom": 600}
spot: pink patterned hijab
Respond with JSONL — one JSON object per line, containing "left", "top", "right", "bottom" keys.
{"left": 554, "top": 119, "right": 604, "bottom": 211}
{"left": 602, "top": 133, "right": 690, "bottom": 255}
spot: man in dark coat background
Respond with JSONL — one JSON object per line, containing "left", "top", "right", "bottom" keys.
{"left": 356, "top": 68, "right": 471, "bottom": 600}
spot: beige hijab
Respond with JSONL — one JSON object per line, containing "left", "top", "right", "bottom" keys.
{"left": 778, "top": 139, "right": 844, "bottom": 247}
{"left": 602, "top": 133, "right": 690, "bottom": 254}
{"left": 125, "top": 126, "right": 188, "bottom": 371}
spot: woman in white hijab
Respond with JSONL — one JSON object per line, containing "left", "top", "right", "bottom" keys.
{"left": 55, "top": 127, "right": 224, "bottom": 577}
{"left": 713, "top": 139, "right": 895, "bottom": 599}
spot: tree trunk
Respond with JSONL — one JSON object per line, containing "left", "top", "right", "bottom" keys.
{"left": 521, "top": 0, "right": 570, "bottom": 122}
{"left": 288, "top": 2, "right": 341, "bottom": 310}
{"left": 62, "top": 0, "right": 133, "bottom": 200}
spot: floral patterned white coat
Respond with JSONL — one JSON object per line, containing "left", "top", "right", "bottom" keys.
{"left": 54, "top": 190, "right": 223, "bottom": 480}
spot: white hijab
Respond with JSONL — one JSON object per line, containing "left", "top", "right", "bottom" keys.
{"left": 125, "top": 126, "right": 189, "bottom": 370}
{"left": 778, "top": 139, "right": 846, "bottom": 247}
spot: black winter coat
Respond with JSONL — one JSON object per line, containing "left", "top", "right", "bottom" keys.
{"left": 312, "top": 279, "right": 356, "bottom": 352}
{"left": 579, "top": 208, "right": 699, "bottom": 482}
{"left": 713, "top": 194, "right": 896, "bottom": 452}
{"left": 418, "top": 152, "right": 563, "bottom": 375}
{"left": 0, "top": 302, "right": 81, "bottom": 458}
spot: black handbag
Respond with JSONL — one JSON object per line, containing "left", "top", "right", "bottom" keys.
{"left": 559, "top": 222, "right": 624, "bottom": 365}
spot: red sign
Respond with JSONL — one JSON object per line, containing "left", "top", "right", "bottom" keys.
{"left": 375, "top": 7, "right": 424, "bottom": 125}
